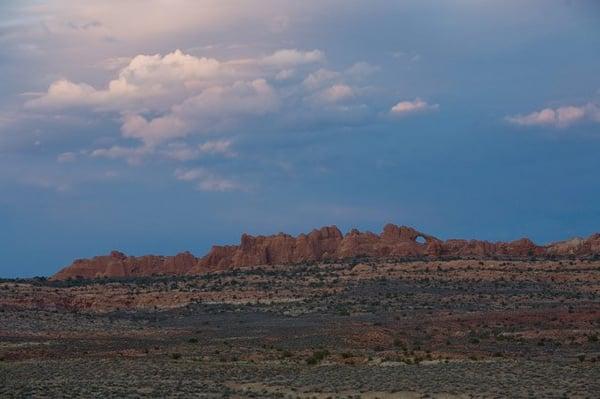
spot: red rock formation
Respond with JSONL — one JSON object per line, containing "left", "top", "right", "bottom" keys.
{"left": 441, "top": 238, "right": 545, "bottom": 258}
{"left": 51, "top": 250, "right": 199, "bottom": 280}
{"left": 50, "top": 225, "right": 600, "bottom": 280}
{"left": 546, "top": 234, "right": 600, "bottom": 256}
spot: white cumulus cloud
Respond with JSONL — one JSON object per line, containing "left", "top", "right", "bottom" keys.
{"left": 506, "top": 103, "right": 600, "bottom": 128}
{"left": 162, "top": 140, "right": 236, "bottom": 161}
{"left": 199, "top": 140, "right": 236, "bottom": 157}
{"left": 90, "top": 145, "right": 152, "bottom": 165}
{"left": 261, "top": 49, "right": 324, "bottom": 67}
{"left": 26, "top": 49, "right": 324, "bottom": 146}
{"left": 318, "top": 84, "right": 355, "bottom": 104}
{"left": 18, "top": 46, "right": 431, "bottom": 193}
{"left": 390, "top": 98, "right": 438, "bottom": 116}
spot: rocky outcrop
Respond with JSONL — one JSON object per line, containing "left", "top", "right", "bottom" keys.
{"left": 194, "top": 226, "right": 345, "bottom": 272}
{"left": 51, "top": 224, "right": 600, "bottom": 280}
{"left": 51, "top": 250, "right": 199, "bottom": 280}
{"left": 546, "top": 234, "right": 600, "bottom": 256}
{"left": 441, "top": 237, "right": 545, "bottom": 258}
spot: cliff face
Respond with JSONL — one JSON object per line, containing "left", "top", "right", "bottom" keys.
{"left": 50, "top": 224, "right": 600, "bottom": 280}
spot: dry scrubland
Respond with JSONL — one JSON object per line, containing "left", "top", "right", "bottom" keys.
{"left": 1, "top": 258, "right": 600, "bottom": 398}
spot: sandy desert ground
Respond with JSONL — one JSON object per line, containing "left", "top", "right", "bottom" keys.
{"left": 1, "top": 258, "right": 600, "bottom": 398}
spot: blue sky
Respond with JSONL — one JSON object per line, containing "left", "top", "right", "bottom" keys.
{"left": 1, "top": 0, "right": 600, "bottom": 277}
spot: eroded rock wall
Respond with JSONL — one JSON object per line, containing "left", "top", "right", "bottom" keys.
{"left": 51, "top": 224, "right": 600, "bottom": 280}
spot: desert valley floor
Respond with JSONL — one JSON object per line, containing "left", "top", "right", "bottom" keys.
{"left": 1, "top": 258, "right": 600, "bottom": 398}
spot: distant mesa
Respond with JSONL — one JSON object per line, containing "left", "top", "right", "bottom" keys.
{"left": 50, "top": 224, "right": 600, "bottom": 280}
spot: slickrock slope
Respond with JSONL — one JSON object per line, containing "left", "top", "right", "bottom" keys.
{"left": 51, "top": 224, "right": 600, "bottom": 280}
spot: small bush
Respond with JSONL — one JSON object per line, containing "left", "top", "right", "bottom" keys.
{"left": 306, "top": 357, "right": 319, "bottom": 365}
{"left": 306, "top": 349, "right": 330, "bottom": 365}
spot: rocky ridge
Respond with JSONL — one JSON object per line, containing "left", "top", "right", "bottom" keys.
{"left": 51, "top": 224, "right": 600, "bottom": 280}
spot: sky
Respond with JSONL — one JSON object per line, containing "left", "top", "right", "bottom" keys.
{"left": 1, "top": 0, "right": 600, "bottom": 277}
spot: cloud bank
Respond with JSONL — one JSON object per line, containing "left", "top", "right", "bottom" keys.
{"left": 27, "top": 49, "right": 378, "bottom": 151}
{"left": 24, "top": 48, "right": 426, "bottom": 189}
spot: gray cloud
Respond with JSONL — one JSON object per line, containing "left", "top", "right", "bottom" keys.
{"left": 174, "top": 167, "right": 242, "bottom": 192}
